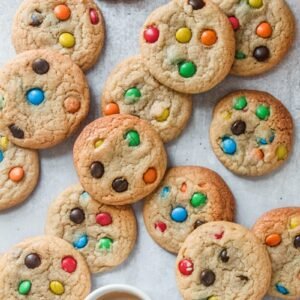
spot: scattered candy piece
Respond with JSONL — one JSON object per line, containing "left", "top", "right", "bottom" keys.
{"left": 265, "top": 233, "right": 281, "bottom": 247}
{"left": 178, "top": 61, "right": 197, "bottom": 78}
{"left": 221, "top": 137, "right": 236, "bottom": 155}
{"left": 200, "top": 269, "right": 216, "bottom": 286}
{"left": 178, "top": 259, "right": 194, "bottom": 275}
{"left": 176, "top": 27, "right": 192, "bottom": 43}
{"left": 143, "top": 168, "right": 157, "bottom": 184}
{"left": 0, "top": 136, "right": 8, "bottom": 151}
{"left": 96, "top": 212, "right": 113, "bottom": 226}
{"left": 61, "top": 256, "right": 77, "bottom": 273}
{"left": 32, "top": 59, "right": 50, "bottom": 75}
{"left": 276, "top": 145, "right": 288, "bottom": 160}
{"left": 73, "top": 234, "right": 88, "bottom": 249}
{"left": 156, "top": 108, "right": 170, "bottom": 122}
{"left": 25, "top": 253, "right": 41, "bottom": 269}
{"left": 233, "top": 96, "right": 247, "bottom": 110}
{"left": 49, "top": 281, "right": 65, "bottom": 295}
{"left": 155, "top": 221, "right": 167, "bottom": 233}
{"left": 9, "top": 167, "right": 24, "bottom": 182}
{"left": 26, "top": 88, "right": 45, "bottom": 106}
{"left": 228, "top": 16, "right": 240, "bottom": 31}
{"left": 200, "top": 30, "right": 217, "bottom": 46}
{"left": 124, "top": 87, "right": 141, "bottom": 104}
{"left": 180, "top": 182, "right": 187, "bottom": 192}
{"left": 289, "top": 217, "right": 300, "bottom": 229}
{"left": 94, "top": 139, "right": 104, "bottom": 148}
{"left": 253, "top": 46, "right": 270, "bottom": 61}
{"left": 103, "top": 102, "right": 120, "bottom": 115}
{"left": 125, "top": 130, "right": 140, "bottom": 147}
{"left": 231, "top": 120, "right": 246, "bottom": 135}
{"left": 70, "top": 208, "right": 85, "bottom": 224}
{"left": 256, "top": 104, "right": 270, "bottom": 120}
{"left": 18, "top": 280, "right": 31, "bottom": 295}
{"left": 64, "top": 97, "right": 81, "bottom": 113}
{"left": 59, "top": 33, "right": 75, "bottom": 48}
{"left": 160, "top": 186, "right": 170, "bottom": 198}
{"left": 90, "top": 161, "right": 104, "bottom": 179}
{"left": 171, "top": 206, "right": 188, "bottom": 223}
{"left": 54, "top": 4, "right": 71, "bottom": 21}
{"left": 90, "top": 8, "right": 100, "bottom": 25}
{"left": 275, "top": 283, "right": 289, "bottom": 295}
{"left": 235, "top": 50, "right": 247, "bottom": 59}
{"left": 248, "top": 0, "right": 263, "bottom": 9}
{"left": 99, "top": 237, "right": 113, "bottom": 250}
{"left": 112, "top": 177, "right": 128, "bottom": 192}
{"left": 256, "top": 22, "right": 272, "bottom": 38}
{"left": 144, "top": 26, "right": 159, "bottom": 43}
{"left": 190, "top": 192, "right": 207, "bottom": 208}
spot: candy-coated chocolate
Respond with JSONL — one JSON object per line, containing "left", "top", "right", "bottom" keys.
{"left": 219, "top": 248, "right": 229, "bottom": 263}
{"left": 144, "top": 26, "right": 159, "bottom": 43}
{"left": 256, "top": 22, "right": 272, "bottom": 38}
{"left": 200, "top": 30, "right": 217, "bottom": 46}
{"left": 231, "top": 120, "right": 246, "bottom": 135}
{"left": 214, "top": 231, "right": 224, "bottom": 240}
{"left": 18, "top": 280, "right": 31, "bottom": 295}
{"left": 9, "top": 124, "right": 24, "bottom": 139}
{"left": 194, "top": 219, "right": 206, "bottom": 229}
{"left": 124, "top": 87, "right": 141, "bottom": 104}
{"left": 178, "top": 259, "right": 194, "bottom": 275}
{"left": 180, "top": 182, "right": 187, "bottom": 192}
{"left": 73, "top": 234, "right": 88, "bottom": 249}
{"left": 160, "top": 186, "right": 170, "bottom": 198}
{"left": 32, "top": 59, "right": 49, "bottom": 75}
{"left": 171, "top": 206, "right": 188, "bottom": 223}
{"left": 155, "top": 221, "right": 167, "bottom": 232}
{"left": 275, "top": 283, "right": 289, "bottom": 295}
{"left": 30, "top": 12, "right": 43, "bottom": 27}
{"left": 276, "top": 145, "right": 288, "bottom": 160}
{"left": 125, "top": 130, "right": 140, "bottom": 147}
{"left": 235, "top": 50, "right": 246, "bottom": 59}
{"left": 222, "top": 111, "right": 232, "bottom": 120}
{"left": 221, "top": 137, "right": 236, "bottom": 155}
{"left": 188, "top": 0, "right": 205, "bottom": 10}
{"left": 293, "top": 235, "right": 300, "bottom": 248}
{"left": 228, "top": 16, "right": 240, "bottom": 31}
{"left": 178, "top": 61, "right": 197, "bottom": 78}
{"left": 99, "top": 237, "right": 113, "bottom": 250}
{"left": 61, "top": 256, "right": 77, "bottom": 273}
{"left": 59, "top": 33, "right": 75, "bottom": 48}
{"left": 63, "top": 97, "right": 81, "bottom": 113}
{"left": 233, "top": 96, "right": 247, "bottom": 110}
{"left": 49, "top": 280, "right": 65, "bottom": 295}
{"left": 253, "top": 46, "right": 270, "bottom": 61}
{"left": 200, "top": 269, "right": 216, "bottom": 286}
{"left": 190, "top": 192, "right": 207, "bottom": 208}
{"left": 143, "top": 168, "right": 157, "bottom": 184}
{"left": 54, "top": 4, "right": 71, "bottom": 21}
{"left": 112, "top": 177, "right": 128, "bottom": 192}
{"left": 70, "top": 208, "right": 85, "bottom": 224}
{"left": 0, "top": 150, "right": 3, "bottom": 162}
{"left": 0, "top": 136, "right": 8, "bottom": 151}
{"left": 251, "top": 148, "right": 264, "bottom": 160}
{"left": 25, "top": 253, "right": 41, "bottom": 269}
{"left": 90, "top": 9, "right": 100, "bottom": 25}
{"left": 9, "top": 167, "right": 24, "bottom": 182}
{"left": 289, "top": 217, "right": 300, "bottom": 229}
{"left": 94, "top": 139, "right": 104, "bottom": 148}
{"left": 156, "top": 108, "right": 170, "bottom": 122}
{"left": 208, "top": 297, "right": 218, "bottom": 300}
{"left": 103, "top": 102, "right": 120, "bottom": 115}
{"left": 90, "top": 161, "right": 104, "bottom": 179}
{"left": 96, "top": 212, "right": 112, "bottom": 226}
{"left": 176, "top": 27, "right": 192, "bottom": 43}
{"left": 26, "top": 88, "right": 45, "bottom": 106}
{"left": 256, "top": 104, "right": 270, "bottom": 120}
{"left": 265, "top": 233, "right": 281, "bottom": 247}
{"left": 248, "top": 0, "right": 263, "bottom": 9}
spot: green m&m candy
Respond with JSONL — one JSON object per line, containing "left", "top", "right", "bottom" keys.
{"left": 235, "top": 50, "right": 247, "bottom": 60}
{"left": 18, "top": 280, "right": 32, "bottom": 295}
{"left": 178, "top": 61, "right": 197, "bottom": 78}
{"left": 124, "top": 87, "right": 141, "bottom": 104}
{"left": 190, "top": 192, "right": 207, "bottom": 208}
{"left": 125, "top": 130, "right": 140, "bottom": 147}
{"left": 233, "top": 96, "right": 247, "bottom": 110}
{"left": 256, "top": 104, "right": 270, "bottom": 120}
{"left": 99, "top": 237, "right": 113, "bottom": 250}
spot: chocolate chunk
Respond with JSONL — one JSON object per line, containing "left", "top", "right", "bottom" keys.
{"left": 112, "top": 177, "right": 128, "bottom": 193}
{"left": 90, "top": 162, "right": 104, "bottom": 179}
{"left": 294, "top": 235, "right": 300, "bottom": 248}
{"left": 32, "top": 59, "right": 50, "bottom": 75}
{"left": 253, "top": 46, "right": 270, "bottom": 62}
{"left": 188, "top": 0, "right": 205, "bottom": 9}
{"left": 9, "top": 124, "right": 24, "bottom": 139}
{"left": 70, "top": 208, "right": 85, "bottom": 224}
{"left": 200, "top": 269, "right": 216, "bottom": 286}
{"left": 25, "top": 253, "right": 41, "bottom": 269}
{"left": 231, "top": 120, "right": 246, "bottom": 135}
{"left": 193, "top": 219, "right": 206, "bottom": 229}
{"left": 219, "top": 248, "right": 229, "bottom": 263}
{"left": 30, "top": 11, "right": 44, "bottom": 27}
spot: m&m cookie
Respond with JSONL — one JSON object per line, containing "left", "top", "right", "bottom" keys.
{"left": 0, "top": 133, "right": 39, "bottom": 211}
{"left": 73, "top": 115, "right": 167, "bottom": 205}
{"left": 0, "top": 236, "right": 91, "bottom": 299}
{"left": 45, "top": 184, "right": 137, "bottom": 273}
{"left": 140, "top": 0, "right": 235, "bottom": 94}
{"left": 12, "top": 0, "right": 104, "bottom": 71}
{"left": 211, "top": 0, "right": 295, "bottom": 76}
{"left": 210, "top": 90, "right": 293, "bottom": 176}
{"left": 101, "top": 56, "right": 192, "bottom": 143}
{"left": 253, "top": 207, "right": 300, "bottom": 299}
{"left": 176, "top": 221, "right": 272, "bottom": 299}
{"left": 0, "top": 49, "right": 89, "bottom": 149}
{"left": 143, "top": 166, "right": 235, "bottom": 253}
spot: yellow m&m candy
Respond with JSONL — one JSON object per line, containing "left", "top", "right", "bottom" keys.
{"left": 276, "top": 144, "right": 288, "bottom": 160}
{"left": 176, "top": 27, "right": 192, "bottom": 43}
{"left": 49, "top": 281, "right": 65, "bottom": 295}
{"left": 59, "top": 33, "right": 75, "bottom": 48}
{"left": 156, "top": 108, "right": 170, "bottom": 122}
{"left": 248, "top": 0, "right": 263, "bottom": 8}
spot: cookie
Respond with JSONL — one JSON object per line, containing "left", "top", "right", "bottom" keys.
{"left": 253, "top": 207, "right": 300, "bottom": 299}
{"left": 73, "top": 114, "right": 167, "bottom": 205}
{"left": 176, "top": 221, "right": 272, "bottom": 300}
{"left": 101, "top": 56, "right": 193, "bottom": 143}
{"left": 143, "top": 166, "right": 235, "bottom": 253}
{"left": 211, "top": 0, "right": 295, "bottom": 76}
{"left": 210, "top": 90, "right": 293, "bottom": 176}
{"left": 139, "top": 0, "right": 235, "bottom": 94}
{"left": 45, "top": 184, "right": 137, "bottom": 273}
{"left": 0, "top": 235, "right": 91, "bottom": 299}
{"left": 12, "top": 0, "right": 104, "bottom": 71}
{"left": 0, "top": 49, "right": 90, "bottom": 149}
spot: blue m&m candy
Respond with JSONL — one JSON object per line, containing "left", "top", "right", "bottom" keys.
{"left": 275, "top": 283, "right": 289, "bottom": 295}
{"left": 0, "top": 150, "right": 3, "bottom": 162}
{"left": 73, "top": 234, "right": 88, "bottom": 249}
{"left": 221, "top": 137, "right": 237, "bottom": 155}
{"left": 26, "top": 88, "right": 45, "bottom": 105}
{"left": 170, "top": 206, "right": 188, "bottom": 223}
{"left": 160, "top": 186, "right": 170, "bottom": 198}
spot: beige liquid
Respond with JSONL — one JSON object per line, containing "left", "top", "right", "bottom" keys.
{"left": 97, "top": 291, "right": 141, "bottom": 300}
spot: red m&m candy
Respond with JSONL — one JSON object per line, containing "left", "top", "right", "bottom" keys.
{"left": 61, "top": 256, "right": 77, "bottom": 273}
{"left": 228, "top": 16, "right": 240, "bottom": 31}
{"left": 155, "top": 221, "right": 167, "bottom": 233}
{"left": 144, "top": 26, "right": 159, "bottom": 43}
{"left": 96, "top": 212, "right": 112, "bottom": 226}
{"left": 90, "top": 9, "right": 99, "bottom": 25}
{"left": 178, "top": 259, "right": 194, "bottom": 275}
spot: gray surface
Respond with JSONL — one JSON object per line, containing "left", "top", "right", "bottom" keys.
{"left": 0, "top": 0, "right": 299, "bottom": 299}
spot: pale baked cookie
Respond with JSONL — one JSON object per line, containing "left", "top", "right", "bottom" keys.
{"left": 101, "top": 56, "right": 192, "bottom": 143}
{"left": 12, "top": 0, "right": 104, "bottom": 71}
{"left": 45, "top": 184, "right": 137, "bottom": 273}
{"left": 0, "top": 134, "right": 39, "bottom": 211}
{"left": 211, "top": 0, "right": 295, "bottom": 76}
{"left": 73, "top": 115, "right": 167, "bottom": 205}
{"left": 143, "top": 166, "right": 235, "bottom": 253}
{"left": 0, "top": 236, "right": 91, "bottom": 299}
{"left": 253, "top": 207, "right": 300, "bottom": 299}
{"left": 176, "top": 221, "right": 272, "bottom": 300}
{"left": 140, "top": 0, "right": 235, "bottom": 94}
{"left": 210, "top": 90, "right": 293, "bottom": 176}
{"left": 0, "top": 49, "right": 90, "bottom": 149}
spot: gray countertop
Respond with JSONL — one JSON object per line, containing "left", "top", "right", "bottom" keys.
{"left": 0, "top": 1, "right": 299, "bottom": 299}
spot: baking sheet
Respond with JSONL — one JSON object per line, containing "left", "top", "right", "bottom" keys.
{"left": 0, "top": 1, "right": 299, "bottom": 299}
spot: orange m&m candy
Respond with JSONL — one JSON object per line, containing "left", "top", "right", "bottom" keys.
{"left": 256, "top": 22, "right": 272, "bottom": 38}
{"left": 265, "top": 233, "right": 281, "bottom": 247}
{"left": 200, "top": 30, "right": 217, "bottom": 46}
{"left": 143, "top": 168, "right": 157, "bottom": 184}
{"left": 103, "top": 103, "right": 120, "bottom": 115}
{"left": 9, "top": 167, "right": 25, "bottom": 182}
{"left": 54, "top": 4, "right": 71, "bottom": 21}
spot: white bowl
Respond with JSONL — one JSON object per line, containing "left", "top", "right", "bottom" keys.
{"left": 85, "top": 284, "right": 151, "bottom": 300}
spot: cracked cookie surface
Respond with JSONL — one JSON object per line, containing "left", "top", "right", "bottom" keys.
{"left": 140, "top": 0, "right": 235, "bottom": 94}
{"left": 211, "top": 0, "right": 295, "bottom": 76}
{"left": 101, "top": 56, "right": 192, "bottom": 143}
{"left": 143, "top": 166, "right": 235, "bottom": 253}
{"left": 210, "top": 90, "right": 293, "bottom": 176}
{"left": 45, "top": 184, "right": 137, "bottom": 273}
{"left": 0, "top": 133, "right": 39, "bottom": 211}
{"left": 0, "top": 235, "right": 91, "bottom": 300}
{"left": 12, "top": 0, "right": 105, "bottom": 71}
{"left": 73, "top": 114, "right": 167, "bottom": 205}
{"left": 176, "top": 221, "right": 272, "bottom": 300}
{"left": 253, "top": 207, "right": 300, "bottom": 300}
{"left": 0, "top": 49, "right": 90, "bottom": 149}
